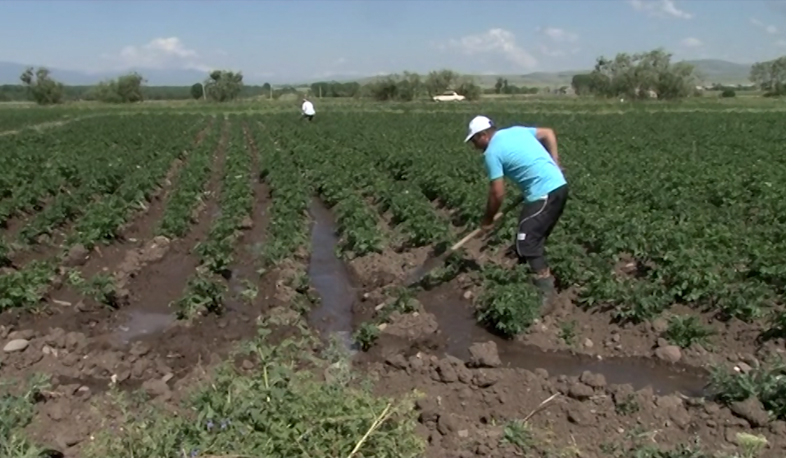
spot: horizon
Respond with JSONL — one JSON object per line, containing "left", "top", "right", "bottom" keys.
{"left": 1, "top": 0, "right": 785, "bottom": 85}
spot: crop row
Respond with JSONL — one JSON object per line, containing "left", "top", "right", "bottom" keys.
{"left": 174, "top": 118, "right": 256, "bottom": 317}
{"left": 256, "top": 111, "right": 786, "bottom": 338}
{"left": 157, "top": 117, "right": 220, "bottom": 238}
{"left": 0, "top": 115, "right": 211, "bottom": 311}
{"left": 0, "top": 114, "right": 314, "bottom": 320}
{"left": 250, "top": 119, "right": 310, "bottom": 265}
{"left": 2, "top": 110, "right": 784, "bottom": 341}
{"left": 0, "top": 109, "right": 74, "bottom": 133}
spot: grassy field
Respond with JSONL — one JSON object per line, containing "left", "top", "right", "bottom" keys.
{"left": 0, "top": 98, "right": 784, "bottom": 458}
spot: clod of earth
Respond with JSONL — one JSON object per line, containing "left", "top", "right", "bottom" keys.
{"left": 63, "top": 244, "right": 89, "bottom": 267}
{"left": 567, "top": 382, "right": 595, "bottom": 400}
{"left": 468, "top": 341, "right": 502, "bottom": 368}
{"left": 655, "top": 344, "right": 683, "bottom": 363}
{"left": 730, "top": 397, "right": 771, "bottom": 427}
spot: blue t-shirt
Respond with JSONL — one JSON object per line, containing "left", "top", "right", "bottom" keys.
{"left": 483, "top": 126, "right": 566, "bottom": 202}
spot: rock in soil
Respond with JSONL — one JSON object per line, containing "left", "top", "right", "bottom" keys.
{"left": 63, "top": 244, "right": 89, "bottom": 267}
{"left": 142, "top": 378, "right": 172, "bottom": 400}
{"left": 8, "top": 329, "right": 34, "bottom": 340}
{"left": 730, "top": 397, "right": 770, "bottom": 427}
{"left": 651, "top": 317, "right": 669, "bottom": 333}
{"left": 579, "top": 371, "right": 607, "bottom": 389}
{"left": 467, "top": 341, "right": 502, "bottom": 368}
{"left": 566, "top": 405, "right": 594, "bottom": 425}
{"left": 3, "top": 338, "right": 30, "bottom": 352}
{"left": 567, "top": 382, "right": 595, "bottom": 401}
{"left": 654, "top": 345, "right": 682, "bottom": 363}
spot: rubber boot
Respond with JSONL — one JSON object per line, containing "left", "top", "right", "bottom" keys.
{"left": 533, "top": 275, "right": 557, "bottom": 316}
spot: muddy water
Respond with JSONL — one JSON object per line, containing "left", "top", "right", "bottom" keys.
{"left": 304, "top": 200, "right": 707, "bottom": 396}
{"left": 112, "top": 309, "right": 175, "bottom": 345}
{"left": 422, "top": 286, "right": 709, "bottom": 397}
{"left": 307, "top": 200, "right": 357, "bottom": 352}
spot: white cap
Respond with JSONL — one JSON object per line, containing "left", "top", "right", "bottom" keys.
{"left": 464, "top": 115, "right": 493, "bottom": 143}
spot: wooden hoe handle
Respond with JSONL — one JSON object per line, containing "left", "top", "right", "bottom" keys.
{"left": 448, "top": 210, "right": 506, "bottom": 252}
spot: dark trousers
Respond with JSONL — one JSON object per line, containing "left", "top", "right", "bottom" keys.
{"left": 515, "top": 184, "right": 569, "bottom": 273}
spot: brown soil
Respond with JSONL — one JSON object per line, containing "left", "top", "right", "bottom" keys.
{"left": 2, "top": 150, "right": 784, "bottom": 457}
{"left": 343, "top": 209, "right": 786, "bottom": 457}
{"left": 0, "top": 118, "right": 304, "bottom": 456}
{"left": 4, "top": 119, "right": 215, "bottom": 271}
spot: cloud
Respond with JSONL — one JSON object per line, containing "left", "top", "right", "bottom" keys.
{"left": 540, "top": 27, "right": 578, "bottom": 43}
{"left": 750, "top": 18, "right": 779, "bottom": 35}
{"left": 629, "top": 0, "right": 693, "bottom": 19}
{"left": 444, "top": 28, "right": 538, "bottom": 70}
{"left": 680, "top": 37, "right": 703, "bottom": 48}
{"left": 108, "top": 37, "right": 211, "bottom": 71}
{"left": 532, "top": 27, "right": 579, "bottom": 59}
{"left": 776, "top": 39, "right": 786, "bottom": 48}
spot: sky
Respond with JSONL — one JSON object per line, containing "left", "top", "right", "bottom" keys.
{"left": 0, "top": 0, "right": 785, "bottom": 83}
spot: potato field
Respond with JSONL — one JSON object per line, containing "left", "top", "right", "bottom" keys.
{"left": 1, "top": 105, "right": 785, "bottom": 458}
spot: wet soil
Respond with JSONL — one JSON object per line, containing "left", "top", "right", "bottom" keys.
{"left": 2, "top": 122, "right": 784, "bottom": 457}
{"left": 307, "top": 199, "right": 357, "bottom": 351}
{"left": 321, "top": 205, "right": 786, "bottom": 457}
{"left": 0, "top": 119, "right": 299, "bottom": 457}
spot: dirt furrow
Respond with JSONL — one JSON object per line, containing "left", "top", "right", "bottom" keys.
{"left": 66, "top": 118, "right": 216, "bottom": 282}
{"left": 229, "top": 123, "right": 273, "bottom": 314}
{"left": 116, "top": 118, "right": 230, "bottom": 319}
{"left": 0, "top": 119, "right": 232, "bottom": 392}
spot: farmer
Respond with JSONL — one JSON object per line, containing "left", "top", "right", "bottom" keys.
{"left": 301, "top": 97, "right": 316, "bottom": 121}
{"left": 465, "top": 115, "right": 568, "bottom": 312}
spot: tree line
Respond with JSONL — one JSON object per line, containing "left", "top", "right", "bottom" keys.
{"left": 570, "top": 49, "right": 786, "bottom": 99}
{"left": 6, "top": 48, "right": 786, "bottom": 105}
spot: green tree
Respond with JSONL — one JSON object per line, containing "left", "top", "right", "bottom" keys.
{"left": 750, "top": 56, "right": 786, "bottom": 96}
{"left": 394, "top": 72, "right": 424, "bottom": 101}
{"left": 494, "top": 77, "right": 504, "bottom": 94}
{"left": 204, "top": 70, "right": 244, "bottom": 102}
{"left": 363, "top": 72, "right": 423, "bottom": 101}
{"left": 455, "top": 77, "right": 482, "bottom": 101}
{"left": 720, "top": 89, "right": 736, "bottom": 98}
{"left": 587, "top": 49, "right": 698, "bottom": 100}
{"left": 571, "top": 74, "right": 594, "bottom": 96}
{"left": 425, "top": 69, "right": 460, "bottom": 96}
{"left": 19, "top": 67, "right": 64, "bottom": 105}
{"left": 90, "top": 72, "right": 145, "bottom": 103}
{"left": 309, "top": 81, "right": 361, "bottom": 98}
{"left": 190, "top": 83, "right": 204, "bottom": 100}
{"left": 362, "top": 69, "right": 482, "bottom": 102}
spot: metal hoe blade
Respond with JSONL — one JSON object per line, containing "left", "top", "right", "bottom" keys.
{"left": 404, "top": 251, "right": 452, "bottom": 286}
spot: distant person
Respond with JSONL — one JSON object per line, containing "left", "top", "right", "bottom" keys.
{"left": 301, "top": 97, "right": 316, "bottom": 121}
{"left": 464, "top": 115, "right": 568, "bottom": 314}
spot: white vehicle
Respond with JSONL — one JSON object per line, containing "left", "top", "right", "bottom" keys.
{"left": 432, "top": 91, "right": 466, "bottom": 102}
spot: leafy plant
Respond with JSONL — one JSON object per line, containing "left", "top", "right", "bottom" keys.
{"left": 709, "top": 357, "right": 786, "bottom": 420}
{"left": 558, "top": 320, "right": 578, "bottom": 346}
{"left": 663, "top": 315, "right": 715, "bottom": 348}
{"left": 353, "top": 322, "right": 380, "bottom": 351}
{"left": 476, "top": 282, "right": 541, "bottom": 338}
{"left": 86, "top": 324, "right": 425, "bottom": 458}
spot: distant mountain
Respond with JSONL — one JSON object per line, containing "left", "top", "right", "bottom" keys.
{"left": 0, "top": 59, "right": 753, "bottom": 88}
{"left": 351, "top": 59, "right": 753, "bottom": 88}
{"left": 685, "top": 59, "right": 751, "bottom": 83}
{"left": 0, "top": 62, "right": 214, "bottom": 86}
